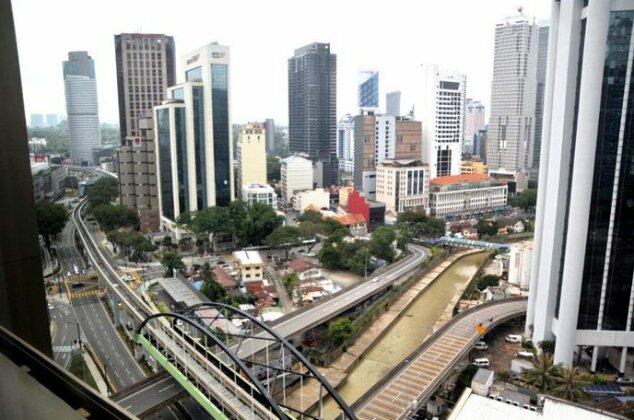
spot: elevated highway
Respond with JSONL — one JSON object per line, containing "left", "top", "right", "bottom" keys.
{"left": 353, "top": 298, "right": 528, "bottom": 420}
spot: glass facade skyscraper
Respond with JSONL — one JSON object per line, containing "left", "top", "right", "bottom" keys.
{"left": 529, "top": 0, "right": 634, "bottom": 371}
{"left": 358, "top": 70, "right": 379, "bottom": 111}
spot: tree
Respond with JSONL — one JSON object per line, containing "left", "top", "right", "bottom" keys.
{"left": 281, "top": 271, "right": 300, "bottom": 296}
{"left": 520, "top": 352, "right": 561, "bottom": 392}
{"left": 35, "top": 201, "right": 69, "bottom": 251}
{"left": 395, "top": 223, "right": 413, "bottom": 251}
{"left": 161, "top": 250, "right": 185, "bottom": 277}
{"left": 476, "top": 219, "right": 498, "bottom": 237}
{"left": 508, "top": 189, "right": 538, "bottom": 210}
{"left": 369, "top": 225, "right": 397, "bottom": 263}
{"left": 237, "top": 202, "right": 284, "bottom": 246}
{"left": 476, "top": 274, "right": 500, "bottom": 290}
{"left": 319, "top": 242, "right": 342, "bottom": 269}
{"left": 267, "top": 157, "right": 281, "bottom": 183}
{"left": 199, "top": 263, "right": 226, "bottom": 302}
{"left": 91, "top": 204, "right": 139, "bottom": 232}
{"left": 298, "top": 210, "right": 323, "bottom": 224}
{"left": 552, "top": 366, "right": 587, "bottom": 402}
{"left": 347, "top": 247, "right": 371, "bottom": 277}
{"left": 327, "top": 317, "right": 353, "bottom": 346}
{"left": 87, "top": 177, "right": 119, "bottom": 210}
{"left": 396, "top": 211, "right": 445, "bottom": 238}
{"left": 264, "top": 226, "right": 301, "bottom": 260}
{"left": 538, "top": 340, "right": 556, "bottom": 355}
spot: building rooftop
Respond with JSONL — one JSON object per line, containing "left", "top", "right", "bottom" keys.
{"left": 378, "top": 159, "right": 427, "bottom": 168}
{"left": 232, "top": 250, "right": 263, "bottom": 266}
{"left": 213, "top": 266, "right": 236, "bottom": 289}
{"left": 332, "top": 213, "right": 366, "bottom": 226}
{"left": 431, "top": 173, "right": 490, "bottom": 185}
{"left": 472, "top": 368, "right": 493, "bottom": 385}
{"left": 285, "top": 259, "right": 316, "bottom": 273}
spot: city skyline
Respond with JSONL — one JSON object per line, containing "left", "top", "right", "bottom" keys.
{"left": 12, "top": 0, "right": 550, "bottom": 126}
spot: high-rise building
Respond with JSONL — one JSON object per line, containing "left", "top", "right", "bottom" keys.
{"left": 63, "top": 51, "right": 101, "bottom": 166}
{"left": 288, "top": 42, "right": 337, "bottom": 186}
{"left": 386, "top": 91, "right": 401, "bottom": 116}
{"left": 486, "top": 12, "right": 538, "bottom": 172}
{"left": 375, "top": 160, "right": 430, "bottom": 214}
{"left": 280, "top": 155, "right": 313, "bottom": 204}
{"left": 418, "top": 64, "right": 466, "bottom": 179}
{"left": 45, "top": 114, "right": 59, "bottom": 127}
{"left": 358, "top": 70, "right": 379, "bottom": 111}
{"left": 532, "top": 24, "right": 549, "bottom": 175}
{"left": 154, "top": 42, "right": 233, "bottom": 233}
{"left": 337, "top": 114, "right": 355, "bottom": 174}
{"left": 464, "top": 99, "right": 486, "bottom": 155}
{"left": 529, "top": 0, "right": 634, "bottom": 370}
{"left": 115, "top": 34, "right": 175, "bottom": 227}
{"left": 29, "top": 114, "right": 44, "bottom": 127}
{"left": 114, "top": 33, "right": 175, "bottom": 141}
{"left": 353, "top": 113, "right": 421, "bottom": 199}
{"left": 264, "top": 118, "right": 275, "bottom": 154}
{"left": 237, "top": 122, "right": 267, "bottom": 193}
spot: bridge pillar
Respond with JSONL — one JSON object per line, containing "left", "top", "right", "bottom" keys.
{"left": 620, "top": 347, "right": 628, "bottom": 376}
{"left": 590, "top": 346, "right": 598, "bottom": 373}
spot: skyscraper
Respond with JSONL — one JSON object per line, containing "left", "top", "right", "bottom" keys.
{"left": 45, "top": 114, "right": 59, "bottom": 127}
{"left": 114, "top": 33, "right": 175, "bottom": 141}
{"left": 532, "top": 24, "right": 550, "bottom": 175}
{"left": 486, "top": 11, "right": 538, "bottom": 172}
{"left": 154, "top": 42, "right": 233, "bottom": 234}
{"left": 115, "top": 33, "right": 175, "bottom": 231}
{"left": 386, "top": 91, "right": 401, "bottom": 116}
{"left": 288, "top": 42, "right": 337, "bottom": 186}
{"left": 358, "top": 70, "right": 379, "bottom": 111}
{"left": 63, "top": 51, "right": 101, "bottom": 166}
{"left": 337, "top": 114, "right": 355, "bottom": 174}
{"left": 464, "top": 99, "right": 486, "bottom": 155}
{"left": 237, "top": 122, "right": 267, "bottom": 192}
{"left": 264, "top": 118, "right": 275, "bottom": 154}
{"left": 418, "top": 64, "right": 466, "bottom": 179}
{"left": 529, "top": 0, "right": 634, "bottom": 370}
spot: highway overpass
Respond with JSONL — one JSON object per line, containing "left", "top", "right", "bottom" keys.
{"left": 353, "top": 298, "right": 528, "bottom": 420}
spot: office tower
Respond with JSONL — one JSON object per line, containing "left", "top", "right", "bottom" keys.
{"left": 358, "top": 70, "right": 379, "bottom": 111}
{"left": 264, "top": 118, "right": 275, "bottom": 154}
{"left": 63, "top": 51, "right": 101, "bottom": 166}
{"left": 375, "top": 160, "right": 430, "bottom": 214}
{"left": 386, "top": 91, "right": 401, "bottom": 116}
{"left": 532, "top": 24, "right": 549, "bottom": 175}
{"left": 288, "top": 42, "right": 338, "bottom": 186}
{"left": 464, "top": 99, "right": 486, "bottom": 154}
{"left": 418, "top": 64, "right": 466, "bottom": 179}
{"left": 529, "top": 0, "right": 634, "bottom": 370}
{"left": 29, "top": 114, "right": 44, "bottom": 127}
{"left": 280, "top": 155, "right": 313, "bottom": 204}
{"left": 486, "top": 11, "right": 538, "bottom": 172}
{"left": 45, "top": 113, "right": 59, "bottom": 126}
{"left": 154, "top": 43, "right": 233, "bottom": 232}
{"left": 237, "top": 122, "right": 267, "bottom": 193}
{"left": 117, "top": 114, "right": 159, "bottom": 232}
{"left": 337, "top": 114, "right": 355, "bottom": 174}
{"left": 114, "top": 33, "right": 175, "bottom": 141}
{"left": 353, "top": 113, "right": 421, "bottom": 199}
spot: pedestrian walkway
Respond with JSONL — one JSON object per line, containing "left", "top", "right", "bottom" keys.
{"left": 53, "top": 345, "right": 74, "bottom": 353}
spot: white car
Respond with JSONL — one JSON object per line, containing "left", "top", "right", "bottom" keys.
{"left": 47, "top": 303, "right": 54, "bottom": 310}
{"left": 616, "top": 377, "right": 634, "bottom": 385}
{"left": 505, "top": 334, "right": 522, "bottom": 343}
{"left": 474, "top": 341, "right": 488, "bottom": 350}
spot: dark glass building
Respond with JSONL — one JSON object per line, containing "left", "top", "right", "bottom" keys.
{"left": 288, "top": 42, "right": 338, "bottom": 186}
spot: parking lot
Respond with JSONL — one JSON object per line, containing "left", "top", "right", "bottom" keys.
{"left": 470, "top": 324, "right": 527, "bottom": 373}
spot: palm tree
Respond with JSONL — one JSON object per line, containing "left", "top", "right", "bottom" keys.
{"left": 520, "top": 353, "right": 561, "bottom": 392}
{"left": 552, "top": 366, "right": 588, "bottom": 402}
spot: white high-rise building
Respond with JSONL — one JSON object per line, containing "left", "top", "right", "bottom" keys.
{"left": 237, "top": 122, "right": 267, "bottom": 193}
{"left": 486, "top": 11, "right": 539, "bottom": 172}
{"left": 529, "top": 0, "right": 634, "bottom": 371}
{"left": 154, "top": 42, "right": 233, "bottom": 232}
{"left": 464, "top": 99, "right": 486, "bottom": 155}
{"left": 386, "top": 91, "right": 401, "bottom": 116}
{"left": 337, "top": 114, "right": 355, "bottom": 173}
{"left": 63, "top": 51, "right": 101, "bottom": 166}
{"left": 418, "top": 64, "right": 466, "bottom": 179}
{"left": 280, "top": 155, "right": 313, "bottom": 204}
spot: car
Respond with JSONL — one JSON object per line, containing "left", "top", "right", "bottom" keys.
{"left": 616, "top": 377, "right": 634, "bottom": 385}
{"left": 505, "top": 334, "right": 522, "bottom": 343}
{"left": 474, "top": 341, "right": 488, "bottom": 350}
{"left": 517, "top": 351, "right": 534, "bottom": 358}
{"left": 71, "top": 282, "right": 84, "bottom": 289}
{"left": 473, "top": 358, "right": 490, "bottom": 367}
{"left": 66, "top": 271, "right": 71, "bottom": 277}
{"left": 372, "top": 277, "right": 380, "bottom": 283}
{"left": 47, "top": 303, "right": 54, "bottom": 310}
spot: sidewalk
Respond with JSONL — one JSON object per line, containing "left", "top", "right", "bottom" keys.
{"left": 284, "top": 249, "right": 482, "bottom": 411}
{"left": 42, "top": 246, "right": 59, "bottom": 277}
{"left": 84, "top": 352, "right": 109, "bottom": 396}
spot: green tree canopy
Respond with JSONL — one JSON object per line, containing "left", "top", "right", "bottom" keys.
{"left": 508, "top": 189, "right": 538, "bottom": 210}
{"left": 327, "top": 317, "right": 353, "bottom": 346}
{"left": 107, "top": 229, "right": 156, "bottom": 261}
{"left": 87, "top": 177, "right": 119, "bottom": 210}
{"left": 298, "top": 209, "right": 323, "bottom": 224}
{"left": 281, "top": 271, "right": 300, "bottom": 296}
{"left": 264, "top": 226, "right": 302, "bottom": 260}
{"left": 237, "top": 202, "right": 284, "bottom": 246}
{"left": 520, "top": 352, "right": 561, "bottom": 393}
{"left": 476, "top": 219, "right": 498, "bottom": 237}
{"left": 396, "top": 211, "right": 445, "bottom": 237}
{"left": 199, "top": 263, "right": 226, "bottom": 302}
{"left": 91, "top": 204, "right": 139, "bottom": 232}
{"left": 35, "top": 201, "right": 69, "bottom": 250}
{"left": 369, "top": 225, "right": 397, "bottom": 263}
{"left": 160, "top": 250, "right": 185, "bottom": 277}
{"left": 552, "top": 366, "right": 588, "bottom": 402}
{"left": 477, "top": 274, "right": 500, "bottom": 290}
{"left": 267, "top": 157, "right": 281, "bottom": 183}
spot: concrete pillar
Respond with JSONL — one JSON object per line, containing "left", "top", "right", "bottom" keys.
{"left": 553, "top": 0, "right": 611, "bottom": 367}
{"left": 526, "top": 0, "right": 560, "bottom": 337}
{"left": 620, "top": 347, "right": 628, "bottom": 376}
{"left": 591, "top": 346, "right": 599, "bottom": 373}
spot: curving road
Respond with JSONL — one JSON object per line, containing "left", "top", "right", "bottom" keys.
{"left": 354, "top": 298, "right": 527, "bottom": 420}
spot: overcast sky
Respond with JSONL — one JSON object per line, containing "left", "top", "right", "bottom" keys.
{"left": 12, "top": 0, "right": 550, "bottom": 126}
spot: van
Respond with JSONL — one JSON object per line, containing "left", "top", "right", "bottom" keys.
{"left": 506, "top": 334, "right": 522, "bottom": 343}
{"left": 517, "top": 351, "right": 534, "bottom": 358}
{"left": 474, "top": 341, "right": 488, "bottom": 350}
{"left": 473, "top": 358, "right": 490, "bottom": 367}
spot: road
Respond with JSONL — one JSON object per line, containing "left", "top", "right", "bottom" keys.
{"left": 354, "top": 299, "right": 528, "bottom": 419}
{"left": 238, "top": 244, "right": 428, "bottom": 358}
{"left": 265, "top": 265, "right": 294, "bottom": 312}
{"left": 49, "top": 299, "right": 76, "bottom": 368}
{"left": 114, "top": 374, "right": 183, "bottom": 415}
